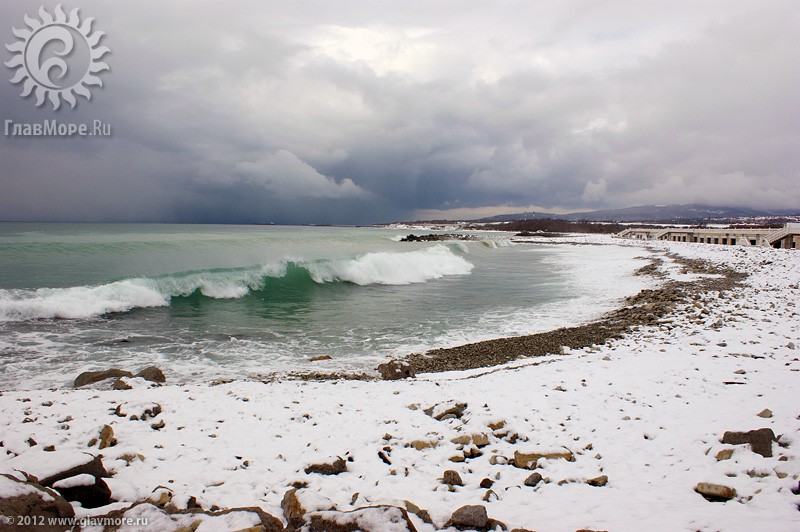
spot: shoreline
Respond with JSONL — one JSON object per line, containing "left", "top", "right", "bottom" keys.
{"left": 406, "top": 249, "right": 744, "bottom": 374}
{"left": 1, "top": 237, "right": 798, "bottom": 532}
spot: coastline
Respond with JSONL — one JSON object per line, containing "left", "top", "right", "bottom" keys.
{"left": 407, "top": 248, "right": 744, "bottom": 374}
{"left": 1, "top": 236, "right": 798, "bottom": 531}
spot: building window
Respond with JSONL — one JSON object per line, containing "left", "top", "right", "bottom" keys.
{"left": 730, "top": 238, "right": 736, "bottom": 245}
{"left": 713, "top": 238, "right": 719, "bottom": 244}
{"left": 722, "top": 238, "right": 727, "bottom": 245}
{"left": 750, "top": 239, "right": 757, "bottom": 245}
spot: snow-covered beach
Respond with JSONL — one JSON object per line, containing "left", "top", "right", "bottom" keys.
{"left": 1, "top": 236, "right": 798, "bottom": 531}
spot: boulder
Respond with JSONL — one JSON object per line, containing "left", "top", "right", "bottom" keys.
{"left": 51, "top": 474, "right": 112, "bottom": 508}
{"left": 409, "top": 439, "right": 438, "bottom": 451}
{"left": 98, "top": 424, "right": 116, "bottom": 449}
{"left": 79, "top": 501, "right": 283, "bottom": 532}
{"left": 306, "top": 505, "right": 418, "bottom": 532}
{"left": 447, "top": 505, "right": 488, "bottom": 530}
{"left": 136, "top": 366, "right": 166, "bottom": 383}
{"left": 74, "top": 368, "right": 133, "bottom": 388}
{"left": 524, "top": 472, "right": 543, "bottom": 487}
{"left": 0, "top": 474, "right": 74, "bottom": 532}
{"left": 403, "top": 500, "right": 432, "bottom": 524}
{"left": 721, "top": 428, "right": 775, "bottom": 458}
{"left": 377, "top": 361, "right": 416, "bottom": 380}
{"left": 756, "top": 408, "right": 773, "bottom": 419}
{"left": 305, "top": 457, "right": 347, "bottom": 475}
{"left": 281, "top": 488, "right": 305, "bottom": 528}
{"left": 472, "top": 433, "right": 490, "bottom": 447}
{"left": 37, "top": 452, "right": 108, "bottom": 487}
{"left": 695, "top": 482, "right": 737, "bottom": 502}
{"left": 112, "top": 378, "right": 132, "bottom": 390}
{"left": 442, "top": 470, "right": 463, "bottom": 486}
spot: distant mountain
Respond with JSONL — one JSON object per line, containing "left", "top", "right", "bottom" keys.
{"left": 478, "top": 204, "right": 799, "bottom": 223}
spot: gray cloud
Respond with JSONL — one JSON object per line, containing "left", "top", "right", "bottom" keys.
{"left": 1, "top": 0, "right": 797, "bottom": 223}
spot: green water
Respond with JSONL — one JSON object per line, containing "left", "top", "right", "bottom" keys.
{"left": 0, "top": 223, "right": 650, "bottom": 389}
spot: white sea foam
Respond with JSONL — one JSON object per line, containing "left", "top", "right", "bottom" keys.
{"left": 0, "top": 245, "right": 474, "bottom": 321}
{"left": 0, "top": 281, "right": 169, "bottom": 321}
{"left": 305, "top": 244, "right": 473, "bottom": 285}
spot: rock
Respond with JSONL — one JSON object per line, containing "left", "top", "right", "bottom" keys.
{"left": 151, "top": 420, "right": 166, "bottom": 430}
{"left": 423, "top": 401, "right": 467, "bottom": 421}
{"left": 141, "top": 403, "right": 162, "bottom": 421}
{"left": 587, "top": 475, "right": 608, "bottom": 487}
{"left": 0, "top": 474, "right": 75, "bottom": 531}
{"left": 695, "top": 482, "right": 737, "bottom": 502}
{"left": 404, "top": 500, "right": 433, "bottom": 524}
{"left": 524, "top": 472, "right": 543, "bottom": 487}
{"left": 721, "top": 428, "right": 775, "bottom": 457}
{"left": 112, "top": 378, "right": 132, "bottom": 390}
{"left": 306, "top": 505, "right": 418, "bottom": 532}
{"left": 443, "top": 469, "right": 464, "bottom": 486}
{"left": 756, "top": 408, "right": 773, "bottom": 418}
{"left": 305, "top": 457, "right": 347, "bottom": 475}
{"left": 487, "top": 420, "right": 506, "bottom": 431}
{"left": 513, "top": 449, "right": 574, "bottom": 469}
{"left": 281, "top": 488, "right": 306, "bottom": 528}
{"left": 448, "top": 505, "right": 488, "bottom": 530}
{"left": 449, "top": 455, "right": 466, "bottom": 463}
{"left": 37, "top": 452, "right": 109, "bottom": 487}
{"left": 716, "top": 449, "right": 734, "bottom": 461}
{"left": 451, "top": 434, "right": 471, "bottom": 445}
{"left": 51, "top": 474, "right": 112, "bottom": 508}
{"left": 377, "top": 360, "right": 416, "bottom": 380}
{"left": 136, "top": 366, "right": 166, "bottom": 383}
{"left": 480, "top": 478, "right": 494, "bottom": 489}
{"left": 74, "top": 368, "right": 133, "bottom": 388}
{"left": 83, "top": 501, "right": 283, "bottom": 532}
{"left": 464, "top": 446, "right": 483, "bottom": 459}
{"left": 308, "top": 355, "right": 333, "bottom": 362}
{"left": 147, "top": 487, "right": 173, "bottom": 507}
{"left": 409, "top": 439, "right": 438, "bottom": 451}
{"left": 472, "top": 433, "right": 490, "bottom": 447}
{"left": 98, "top": 424, "right": 116, "bottom": 449}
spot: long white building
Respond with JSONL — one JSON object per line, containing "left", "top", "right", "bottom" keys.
{"left": 618, "top": 223, "right": 799, "bottom": 249}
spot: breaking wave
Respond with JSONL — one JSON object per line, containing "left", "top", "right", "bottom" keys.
{"left": 0, "top": 245, "right": 474, "bottom": 321}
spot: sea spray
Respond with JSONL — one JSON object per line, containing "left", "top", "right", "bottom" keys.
{"left": 0, "top": 245, "right": 474, "bottom": 321}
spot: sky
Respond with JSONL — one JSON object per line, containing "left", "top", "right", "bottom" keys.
{"left": 0, "top": 0, "right": 798, "bottom": 225}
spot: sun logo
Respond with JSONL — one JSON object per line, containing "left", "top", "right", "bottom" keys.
{"left": 4, "top": 4, "right": 110, "bottom": 110}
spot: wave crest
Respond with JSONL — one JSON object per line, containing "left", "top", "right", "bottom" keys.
{"left": 0, "top": 245, "right": 473, "bottom": 321}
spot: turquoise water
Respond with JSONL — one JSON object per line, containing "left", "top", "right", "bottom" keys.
{"left": 0, "top": 223, "right": 650, "bottom": 389}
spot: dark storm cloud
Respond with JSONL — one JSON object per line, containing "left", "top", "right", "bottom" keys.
{"left": 1, "top": 0, "right": 797, "bottom": 223}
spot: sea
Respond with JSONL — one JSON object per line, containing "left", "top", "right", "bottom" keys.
{"left": 0, "top": 223, "right": 652, "bottom": 389}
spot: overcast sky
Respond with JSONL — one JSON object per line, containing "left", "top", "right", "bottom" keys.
{"left": 1, "top": 0, "right": 798, "bottom": 224}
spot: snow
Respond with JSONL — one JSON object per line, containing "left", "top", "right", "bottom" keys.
{"left": 0, "top": 474, "right": 53, "bottom": 501}
{"left": 3, "top": 450, "right": 97, "bottom": 484}
{"left": 0, "top": 236, "right": 798, "bottom": 531}
{"left": 52, "top": 474, "right": 96, "bottom": 489}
